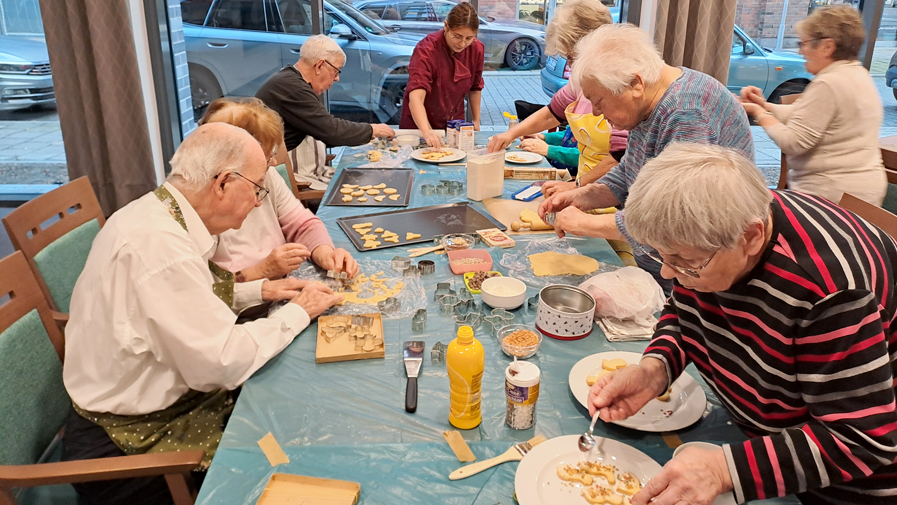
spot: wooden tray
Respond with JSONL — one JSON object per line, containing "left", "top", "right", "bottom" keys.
{"left": 256, "top": 473, "right": 360, "bottom": 505}
{"left": 315, "top": 313, "right": 384, "bottom": 364}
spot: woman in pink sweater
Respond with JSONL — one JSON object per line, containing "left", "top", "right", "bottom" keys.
{"left": 202, "top": 98, "right": 358, "bottom": 284}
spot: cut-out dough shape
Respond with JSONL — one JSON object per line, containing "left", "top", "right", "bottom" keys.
{"left": 586, "top": 370, "right": 610, "bottom": 386}
{"left": 367, "top": 189, "right": 380, "bottom": 195}
{"left": 357, "top": 197, "right": 368, "bottom": 202}
{"left": 355, "top": 228, "right": 371, "bottom": 235}
{"left": 374, "top": 195, "right": 386, "bottom": 202}
{"left": 656, "top": 387, "right": 672, "bottom": 402}
{"left": 359, "top": 185, "right": 373, "bottom": 190}
{"left": 360, "top": 234, "right": 378, "bottom": 240}
{"left": 527, "top": 251, "right": 600, "bottom": 277}
{"left": 363, "top": 241, "right": 381, "bottom": 249}
{"left": 406, "top": 232, "right": 421, "bottom": 240}
{"left": 374, "top": 228, "right": 384, "bottom": 233}
{"left": 341, "top": 195, "right": 353, "bottom": 202}
{"left": 351, "top": 190, "right": 364, "bottom": 197}
{"left": 352, "top": 222, "right": 373, "bottom": 229}
{"left": 389, "top": 194, "right": 401, "bottom": 201}
{"left": 340, "top": 188, "right": 354, "bottom": 194}
{"left": 373, "top": 183, "right": 386, "bottom": 189}
{"left": 383, "top": 188, "right": 398, "bottom": 194}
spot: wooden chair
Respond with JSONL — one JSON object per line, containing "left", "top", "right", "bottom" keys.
{"left": 272, "top": 140, "right": 326, "bottom": 203}
{"left": 776, "top": 93, "right": 802, "bottom": 190}
{"left": 839, "top": 193, "right": 897, "bottom": 240}
{"left": 0, "top": 251, "right": 204, "bottom": 505}
{"left": 879, "top": 146, "right": 897, "bottom": 215}
{"left": 1, "top": 177, "right": 105, "bottom": 329}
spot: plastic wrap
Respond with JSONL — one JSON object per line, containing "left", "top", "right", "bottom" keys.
{"left": 580, "top": 266, "right": 665, "bottom": 324}
{"left": 285, "top": 260, "right": 426, "bottom": 319}
{"left": 357, "top": 145, "right": 414, "bottom": 168}
{"left": 499, "top": 236, "right": 621, "bottom": 288}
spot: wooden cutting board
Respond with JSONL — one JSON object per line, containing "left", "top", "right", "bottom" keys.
{"left": 316, "top": 313, "right": 384, "bottom": 363}
{"left": 482, "top": 197, "right": 555, "bottom": 235}
{"left": 256, "top": 473, "right": 360, "bottom": 505}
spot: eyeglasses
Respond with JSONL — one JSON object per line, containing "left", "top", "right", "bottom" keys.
{"left": 797, "top": 37, "right": 830, "bottom": 50}
{"left": 447, "top": 31, "right": 477, "bottom": 44}
{"left": 268, "top": 144, "right": 278, "bottom": 167}
{"left": 228, "top": 171, "right": 269, "bottom": 202}
{"left": 643, "top": 248, "right": 719, "bottom": 278}
{"left": 323, "top": 59, "right": 341, "bottom": 76}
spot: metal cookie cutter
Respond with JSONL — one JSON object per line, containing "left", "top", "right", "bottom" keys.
{"left": 435, "top": 184, "right": 449, "bottom": 195}
{"left": 403, "top": 265, "right": 420, "bottom": 277}
{"left": 483, "top": 315, "right": 504, "bottom": 337}
{"left": 454, "top": 311, "right": 481, "bottom": 331}
{"left": 417, "top": 260, "right": 436, "bottom": 275}
{"left": 491, "top": 308, "right": 515, "bottom": 324}
{"left": 378, "top": 297, "right": 401, "bottom": 315}
{"left": 543, "top": 212, "right": 557, "bottom": 225}
{"left": 431, "top": 341, "right": 448, "bottom": 363}
{"left": 420, "top": 184, "right": 436, "bottom": 195}
{"left": 434, "top": 287, "right": 456, "bottom": 303}
{"left": 411, "top": 308, "right": 427, "bottom": 331}
{"left": 391, "top": 255, "right": 411, "bottom": 272}
{"left": 527, "top": 294, "right": 539, "bottom": 312}
{"left": 458, "top": 287, "right": 473, "bottom": 303}
{"left": 351, "top": 315, "right": 373, "bottom": 328}
{"left": 439, "top": 294, "right": 459, "bottom": 314}
{"left": 453, "top": 299, "right": 476, "bottom": 317}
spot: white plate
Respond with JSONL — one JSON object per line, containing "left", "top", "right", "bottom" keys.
{"left": 568, "top": 351, "right": 707, "bottom": 432}
{"left": 515, "top": 435, "right": 662, "bottom": 505}
{"left": 410, "top": 147, "right": 466, "bottom": 164}
{"left": 505, "top": 151, "right": 543, "bottom": 164}
{"left": 672, "top": 442, "right": 736, "bottom": 505}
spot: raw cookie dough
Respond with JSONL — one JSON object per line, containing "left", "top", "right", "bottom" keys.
{"left": 406, "top": 232, "right": 421, "bottom": 240}
{"left": 352, "top": 222, "right": 373, "bottom": 229}
{"left": 359, "top": 185, "right": 373, "bottom": 190}
{"left": 351, "top": 190, "right": 365, "bottom": 197}
{"left": 339, "top": 188, "right": 354, "bottom": 194}
{"left": 357, "top": 197, "right": 368, "bottom": 202}
{"left": 367, "top": 189, "right": 380, "bottom": 195}
{"left": 360, "top": 234, "right": 378, "bottom": 241}
{"left": 374, "top": 195, "right": 386, "bottom": 202}
{"left": 367, "top": 151, "right": 381, "bottom": 162}
{"left": 355, "top": 228, "right": 372, "bottom": 235}
{"left": 527, "top": 251, "right": 600, "bottom": 277}
{"left": 520, "top": 209, "right": 553, "bottom": 230}
{"left": 373, "top": 183, "right": 386, "bottom": 189}
{"left": 389, "top": 194, "right": 401, "bottom": 201}
{"left": 383, "top": 188, "right": 398, "bottom": 194}
{"left": 374, "top": 228, "right": 384, "bottom": 233}
{"left": 363, "top": 240, "right": 381, "bottom": 249}
{"left": 342, "top": 184, "right": 358, "bottom": 189}
{"left": 341, "top": 195, "right": 353, "bottom": 202}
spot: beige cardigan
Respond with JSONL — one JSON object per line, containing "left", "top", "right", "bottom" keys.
{"left": 767, "top": 60, "right": 886, "bottom": 205}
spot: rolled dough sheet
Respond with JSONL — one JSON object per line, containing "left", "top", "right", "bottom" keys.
{"left": 528, "top": 251, "right": 600, "bottom": 276}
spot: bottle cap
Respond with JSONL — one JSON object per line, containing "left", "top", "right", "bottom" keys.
{"left": 506, "top": 361, "right": 540, "bottom": 387}
{"left": 456, "top": 325, "right": 474, "bottom": 344}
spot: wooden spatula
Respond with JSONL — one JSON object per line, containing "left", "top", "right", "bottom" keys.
{"left": 448, "top": 435, "right": 547, "bottom": 480}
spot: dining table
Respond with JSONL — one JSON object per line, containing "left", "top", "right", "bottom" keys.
{"left": 194, "top": 133, "right": 800, "bottom": 505}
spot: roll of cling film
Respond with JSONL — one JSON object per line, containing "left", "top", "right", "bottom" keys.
{"left": 506, "top": 381, "right": 539, "bottom": 406}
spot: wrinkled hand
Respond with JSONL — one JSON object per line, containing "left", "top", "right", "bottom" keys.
{"left": 260, "top": 243, "right": 311, "bottom": 279}
{"left": 738, "top": 99, "right": 766, "bottom": 120}
{"left": 372, "top": 124, "right": 395, "bottom": 139}
{"left": 541, "top": 180, "right": 577, "bottom": 199}
{"left": 289, "top": 282, "right": 343, "bottom": 320}
{"left": 521, "top": 133, "right": 545, "bottom": 141}
{"left": 538, "top": 186, "right": 591, "bottom": 216}
{"left": 312, "top": 245, "right": 360, "bottom": 278}
{"left": 739, "top": 85, "right": 766, "bottom": 107}
{"left": 422, "top": 130, "right": 445, "bottom": 149}
{"left": 631, "top": 447, "right": 733, "bottom": 505}
{"left": 519, "top": 138, "right": 549, "bottom": 157}
{"left": 261, "top": 277, "right": 310, "bottom": 302}
{"left": 487, "top": 131, "right": 515, "bottom": 152}
{"left": 588, "top": 358, "right": 667, "bottom": 421}
{"left": 551, "top": 207, "right": 595, "bottom": 238}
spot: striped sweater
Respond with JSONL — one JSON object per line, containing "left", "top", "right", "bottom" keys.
{"left": 645, "top": 191, "right": 897, "bottom": 504}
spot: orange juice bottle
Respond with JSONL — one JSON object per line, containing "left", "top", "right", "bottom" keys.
{"left": 447, "top": 325, "right": 485, "bottom": 429}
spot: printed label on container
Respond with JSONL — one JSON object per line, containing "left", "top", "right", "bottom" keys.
{"left": 506, "top": 380, "right": 539, "bottom": 405}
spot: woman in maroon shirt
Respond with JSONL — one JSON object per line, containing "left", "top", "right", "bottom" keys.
{"left": 399, "top": 2, "right": 485, "bottom": 148}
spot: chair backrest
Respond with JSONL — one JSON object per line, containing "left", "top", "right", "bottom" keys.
{"left": 1, "top": 177, "right": 104, "bottom": 313}
{"left": 0, "top": 252, "right": 70, "bottom": 467}
{"left": 273, "top": 140, "right": 302, "bottom": 199}
{"left": 839, "top": 193, "right": 897, "bottom": 240}
{"left": 776, "top": 93, "right": 802, "bottom": 190}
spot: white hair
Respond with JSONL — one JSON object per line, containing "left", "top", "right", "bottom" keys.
{"left": 168, "top": 123, "right": 258, "bottom": 193}
{"left": 570, "top": 23, "right": 664, "bottom": 95}
{"left": 544, "top": 0, "right": 613, "bottom": 58}
{"left": 625, "top": 143, "right": 773, "bottom": 252}
{"left": 299, "top": 34, "right": 346, "bottom": 65}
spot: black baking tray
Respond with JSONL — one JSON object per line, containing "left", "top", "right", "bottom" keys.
{"left": 325, "top": 168, "right": 414, "bottom": 207}
{"left": 336, "top": 203, "right": 507, "bottom": 252}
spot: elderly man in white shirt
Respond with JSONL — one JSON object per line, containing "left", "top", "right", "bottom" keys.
{"left": 61, "top": 122, "right": 342, "bottom": 505}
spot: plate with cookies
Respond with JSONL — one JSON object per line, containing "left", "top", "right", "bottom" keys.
{"left": 515, "top": 435, "right": 661, "bottom": 505}
{"left": 568, "top": 351, "right": 707, "bottom": 432}
{"left": 410, "top": 147, "right": 466, "bottom": 164}
{"left": 505, "top": 151, "right": 543, "bottom": 164}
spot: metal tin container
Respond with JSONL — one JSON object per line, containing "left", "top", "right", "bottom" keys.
{"left": 536, "top": 284, "right": 596, "bottom": 340}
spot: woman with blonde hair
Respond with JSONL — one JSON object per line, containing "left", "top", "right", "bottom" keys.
{"left": 740, "top": 5, "right": 886, "bottom": 205}
{"left": 488, "top": 0, "right": 627, "bottom": 190}
{"left": 199, "top": 98, "right": 359, "bottom": 288}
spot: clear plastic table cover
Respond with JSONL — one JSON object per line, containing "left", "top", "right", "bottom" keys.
{"left": 196, "top": 137, "right": 798, "bottom": 505}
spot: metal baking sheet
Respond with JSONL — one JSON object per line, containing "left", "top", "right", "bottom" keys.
{"left": 325, "top": 168, "right": 414, "bottom": 207}
{"left": 336, "top": 203, "right": 507, "bottom": 252}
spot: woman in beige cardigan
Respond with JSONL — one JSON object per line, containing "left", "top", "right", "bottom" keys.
{"left": 739, "top": 5, "right": 886, "bottom": 205}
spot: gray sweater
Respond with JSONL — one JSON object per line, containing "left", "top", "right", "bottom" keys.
{"left": 256, "top": 66, "right": 373, "bottom": 151}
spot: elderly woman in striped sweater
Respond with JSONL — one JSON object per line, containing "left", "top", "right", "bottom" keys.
{"left": 590, "top": 143, "right": 897, "bottom": 505}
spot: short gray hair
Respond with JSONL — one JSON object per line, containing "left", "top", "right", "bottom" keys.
{"left": 625, "top": 143, "right": 773, "bottom": 252}
{"left": 544, "top": 0, "right": 613, "bottom": 59}
{"left": 299, "top": 34, "right": 346, "bottom": 65}
{"left": 168, "top": 123, "right": 257, "bottom": 193}
{"left": 570, "top": 23, "right": 664, "bottom": 95}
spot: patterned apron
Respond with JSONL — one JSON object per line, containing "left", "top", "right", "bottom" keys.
{"left": 72, "top": 185, "right": 239, "bottom": 469}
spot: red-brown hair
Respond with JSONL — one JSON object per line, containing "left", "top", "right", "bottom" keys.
{"left": 445, "top": 2, "right": 479, "bottom": 31}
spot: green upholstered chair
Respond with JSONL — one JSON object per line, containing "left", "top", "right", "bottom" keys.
{"left": 2, "top": 177, "right": 105, "bottom": 329}
{"left": 0, "top": 251, "right": 203, "bottom": 505}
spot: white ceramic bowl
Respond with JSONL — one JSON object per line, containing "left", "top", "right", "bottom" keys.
{"left": 395, "top": 134, "right": 419, "bottom": 147}
{"left": 536, "top": 284, "right": 595, "bottom": 340}
{"left": 481, "top": 277, "right": 527, "bottom": 310}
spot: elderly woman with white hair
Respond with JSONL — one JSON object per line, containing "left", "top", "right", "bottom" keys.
{"left": 589, "top": 143, "right": 897, "bottom": 505}
{"left": 256, "top": 34, "right": 394, "bottom": 151}
{"left": 538, "top": 24, "right": 753, "bottom": 294}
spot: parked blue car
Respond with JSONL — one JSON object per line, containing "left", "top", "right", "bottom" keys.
{"left": 541, "top": 25, "right": 811, "bottom": 103}
{"left": 181, "top": 0, "right": 424, "bottom": 123}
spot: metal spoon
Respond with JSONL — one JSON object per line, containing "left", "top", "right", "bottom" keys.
{"left": 578, "top": 411, "right": 601, "bottom": 453}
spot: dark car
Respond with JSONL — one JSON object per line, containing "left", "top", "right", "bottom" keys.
{"left": 886, "top": 50, "right": 897, "bottom": 100}
{"left": 181, "top": 0, "right": 424, "bottom": 123}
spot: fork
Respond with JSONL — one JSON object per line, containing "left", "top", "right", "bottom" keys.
{"left": 448, "top": 435, "right": 546, "bottom": 480}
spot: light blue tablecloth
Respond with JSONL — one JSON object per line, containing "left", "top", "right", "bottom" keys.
{"left": 195, "top": 139, "right": 796, "bottom": 505}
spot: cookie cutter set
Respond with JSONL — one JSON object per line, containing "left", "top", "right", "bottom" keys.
{"left": 422, "top": 180, "right": 464, "bottom": 196}
{"left": 391, "top": 255, "right": 435, "bottom": 277}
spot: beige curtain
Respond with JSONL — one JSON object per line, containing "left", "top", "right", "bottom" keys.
{"left": 655, "top": 0, "right": 738, "bottom": 85}
{"left": 38, "top": 0, "right": 157, "bottom": 216}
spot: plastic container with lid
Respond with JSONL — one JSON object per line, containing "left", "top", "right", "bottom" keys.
{"left": 447, "top": 325, "right": 485, "bottom": 429}
{"left": 466, "top": 148, "right": 504, "bottom": 201}
{"left": 505, "top": 361, "right": 540, "bottom": 429}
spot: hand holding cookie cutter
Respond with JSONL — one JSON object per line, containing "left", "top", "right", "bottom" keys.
{"left": 543, "top": 212, "right": 557, "bottom": 225}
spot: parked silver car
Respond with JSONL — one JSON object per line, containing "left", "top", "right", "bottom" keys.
{"left": 0, "top": 34, "right": 55, "bottom": 112}
{"left": 181, "top": 0, "right": 424, "bottom": 123}
{"left": 352, "top": 0, "right": 545, "bottom": 70}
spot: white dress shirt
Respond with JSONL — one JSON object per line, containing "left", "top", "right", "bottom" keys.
{"left": 63, "top": 182, "right": 310, "bottom": 416}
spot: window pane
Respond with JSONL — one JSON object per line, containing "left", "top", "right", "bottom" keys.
{"left": 209, "top": 0, "right": 269, "bottom": 31}
{"left": 277, "top": 0, "right": 313, "bottom": 34}
{"left": 398, "top": 3, "right": 429, "bottom": 21}
{"left": 359, "top": 2, "right": 388, "bottom": 19}
{"left": 181, "top": 0, "right": 214, "bottom": 25}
